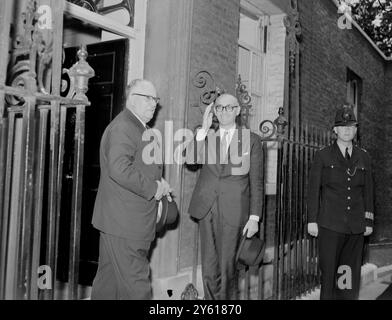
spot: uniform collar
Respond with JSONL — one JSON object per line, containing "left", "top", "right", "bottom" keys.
{"left": 333, "top": 141, "right": 360, "bottom": 166}
{"left": 336, "top": 140, "right": 353, "bottom": 157}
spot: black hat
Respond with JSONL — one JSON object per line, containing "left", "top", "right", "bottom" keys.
{"left": 334, "top": 105, "right": 357, "bottom": 127}
{"left": 235, "top": 234, "right": 266, "bottom": 267}
{"left": 156, "top": 196, "right": 178, "bottom": 233}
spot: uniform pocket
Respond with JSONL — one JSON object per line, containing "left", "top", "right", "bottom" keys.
{"left": 323, "top": 163, "right": 344, "bottom": 184}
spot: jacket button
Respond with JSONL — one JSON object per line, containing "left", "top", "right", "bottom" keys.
{"left": 347, "top": 178, "right": 351, "bottom": 181}
{"left": 347, "top": 196, "right": 351, "bottom": 200}
{"left": 347, "top": 207, "right": 351, "bottom": 210}
{"left": 348, "top": 187, "right": 351, "bottom": 190}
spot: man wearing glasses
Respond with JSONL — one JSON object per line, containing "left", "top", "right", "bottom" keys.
{"left": 186, "top": 93, "right": 263, "bottom": 299}
{"left": 307, "top": 104, "right": 374, "bottom": 300}
{"left": 91, "top": 79, "right": 172, "bottom": 299}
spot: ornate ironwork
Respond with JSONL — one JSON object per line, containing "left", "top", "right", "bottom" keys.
{"left": 192, "top": 71, "right": 224, "bottom": 107}
{"left": 6, "top": 0, "right": 53, "bottom": 106}
{"left": 236, "top": 75, "right": 252, "bottom": 127}
{"left": 283, "top": 0, "right": 302, "bottom": 73}
{"left": 259, "top": 107, "right": 288, "bottom": 140}
{"left": 68, "top": 0, "right": 135, "bottom": 27}
{"left": 63, "top": 46, "right": 95, "bottom": 101}
{"left": 181, "top": 283, "right": 199, "bottom": 300}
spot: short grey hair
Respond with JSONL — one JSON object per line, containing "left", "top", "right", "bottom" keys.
{"left": 126, "top": 79, "right": 144, "bottom": 98}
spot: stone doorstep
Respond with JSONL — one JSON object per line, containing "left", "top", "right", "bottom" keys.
{"left": 63, "top": 252, "right": 389, "bottom": 300}
{"left": 376, "top": 264, "right": 392, "bottom": 280}
{"left": 152, "top": 246, "right": 275, "bottom": 300}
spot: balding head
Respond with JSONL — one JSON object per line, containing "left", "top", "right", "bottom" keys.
{"left": 126, "top": 79, "right": 156, "bottom": 98}
{"left": 215, "top": 93, "right": 239, "bottom": 107}
{"left": 126, "top": 79, "right": 158, "bottom": 124}
{"left": 214, "top": 93, "right": 241, "bottom": 129}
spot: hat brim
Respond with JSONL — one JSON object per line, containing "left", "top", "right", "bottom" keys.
{"left": 156, "top": 197, "right": 178, "bottom": 232}
{"left": 333, "top": 121, "right": 358, "bottom": 128}
{"left": 236, "top": 234, "right": 265, "bottom": 267}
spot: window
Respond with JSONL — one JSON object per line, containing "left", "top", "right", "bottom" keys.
{"left": 346, "top": 68, "right": 362, "bottom": 119}
{"left": 238, "top": 9, "right": 268, "bottom": 131}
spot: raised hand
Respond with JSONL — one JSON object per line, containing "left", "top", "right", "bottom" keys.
{"left": 202, "top": 103, "right": 214, "bottom": 131}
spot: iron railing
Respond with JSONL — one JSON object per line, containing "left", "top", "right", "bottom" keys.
{"left": 0, "top": 1, "right": 93, "bottom": 300}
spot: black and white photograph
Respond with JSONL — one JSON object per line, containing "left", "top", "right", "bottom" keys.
{"left": 0, "top": 0, "right": 392, "bottom": 306}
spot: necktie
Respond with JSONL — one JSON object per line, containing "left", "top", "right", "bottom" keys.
{"left": 221, "top": 130, "right": 229, "bottom": 159}
{"left": 345, "top": 147, "right": 351, "bottom": 160}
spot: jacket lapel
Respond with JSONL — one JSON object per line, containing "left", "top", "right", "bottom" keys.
{"left": 124, "top": 108, "right": 146, "bottom": 134}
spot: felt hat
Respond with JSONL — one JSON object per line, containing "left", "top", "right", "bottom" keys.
{"left": 235, "top": 234, "right": 266, "bottom": 267}
{"left": 334, "top": 104, "right": 357, "bottom": 127}
{"left": 156, "top": 196, "right": 178, "bottom": 232}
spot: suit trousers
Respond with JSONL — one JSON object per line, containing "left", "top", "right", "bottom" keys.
{"left": 91, "top": 232, "right": 152, "bottom": 300}
{"left": 318, "top": 227, "right": 364, "bottom": 300}
{"left": 199, "top": 200, "right": 243, "bottom": 300}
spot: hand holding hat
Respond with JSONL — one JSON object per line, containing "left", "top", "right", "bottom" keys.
{"left": 236, "top": 233, "right": 266, "bottom": 267}
{"left": 156, "top": 194, "right": 178, "bottom": 233}
{"left": 155, "top": 178, "right": 173, "bottom": 201}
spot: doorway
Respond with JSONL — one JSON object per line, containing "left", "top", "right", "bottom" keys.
{"left": 58, "top": 38, "right": 128, "bottom": 286}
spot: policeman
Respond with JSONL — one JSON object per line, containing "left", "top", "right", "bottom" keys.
{"left": 307, "top": 104, "right": 374, "bottom": 300}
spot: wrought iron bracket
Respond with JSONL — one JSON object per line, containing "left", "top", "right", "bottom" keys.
{"left": 259, "top": 107, "right": 288, "bottom": 141}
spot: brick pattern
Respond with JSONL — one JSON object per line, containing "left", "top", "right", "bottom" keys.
{"left": 298, "top": 0, "right": 392, "bottom": 242}
{"left": 179, "top": 0, "right": 240, "bottom": 270}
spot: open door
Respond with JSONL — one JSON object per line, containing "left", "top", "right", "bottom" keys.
{"left": 58, "top": 38, "right": 128, "bottom": 286}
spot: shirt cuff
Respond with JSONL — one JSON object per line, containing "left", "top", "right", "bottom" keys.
{"left": 196, "top": 128, "right": 208, "bottom": 141}
{"left": 365, "top": 211, "right": 374, "bottom": 220}
{"left": 249, "top": 215, "right": 260, "bottom": 222}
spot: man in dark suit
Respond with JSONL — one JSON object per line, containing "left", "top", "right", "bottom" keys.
{"left": 307, "top": 104, "right": 374, "bottom": 300}
{"left": 186, "top": 94, "right": 263, "bottom": 300}
{"left": 91, "top": 79, "right": 172, "bottom": 299}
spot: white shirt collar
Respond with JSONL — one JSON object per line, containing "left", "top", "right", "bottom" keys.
{"left": 219, "top": 124, "right": 236, "bottom": 144}
{"left": 337, "top": 140, "right": 353, "bottom": 157}
{"left": 130, "top": 109, "right": 147, "bottom": 128}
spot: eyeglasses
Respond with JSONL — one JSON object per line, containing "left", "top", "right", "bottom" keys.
{"left": 214, "top": 105, "right": 239, "bottom": 113}
{"left": 132, "top": 93, "right": 160, "bottom": 104}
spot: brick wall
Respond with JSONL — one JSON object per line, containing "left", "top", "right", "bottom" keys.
{"left": 381, "top": 63, "right": 392, "bottom": 241}
{"left": 298, "top": 0, "right": 392, "bottom": 243}
{"left": 179, "top": 0, "right": 240, "bottom": 270}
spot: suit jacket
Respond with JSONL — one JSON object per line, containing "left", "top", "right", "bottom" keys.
{"left": 92, "top": 109, "right": 163, "bottom": 241}
{"left": 187, "top": 127, "right": 263, "bottom": 227}
{"left": 307, "top": 141, "right": 374, "bottom": 234}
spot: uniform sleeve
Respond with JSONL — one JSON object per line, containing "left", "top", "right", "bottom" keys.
{"left": 364, "top": 153, "right": 375, "bottom": 228}
{"left": 307, "top": 150, "right": 323, "bottom": 223}
{"left": 106, "top": 123, "right": 157, "bottom": 200}
{"left": 249, "top": 136, "right": 264, "bottom": 221}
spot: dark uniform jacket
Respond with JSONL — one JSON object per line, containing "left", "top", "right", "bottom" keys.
{"left": 187, "top": 127, "right": 263, "bottom": 227}
{"left": 307, "top": 141, "right": 374, "bottom": 234}
{"left": 92, "top": 109, "right": 163, "bottom": 241}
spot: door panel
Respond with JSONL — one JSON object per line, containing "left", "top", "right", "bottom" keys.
{"left": 58, "top": 39, "right": 128, "bottom": 286}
